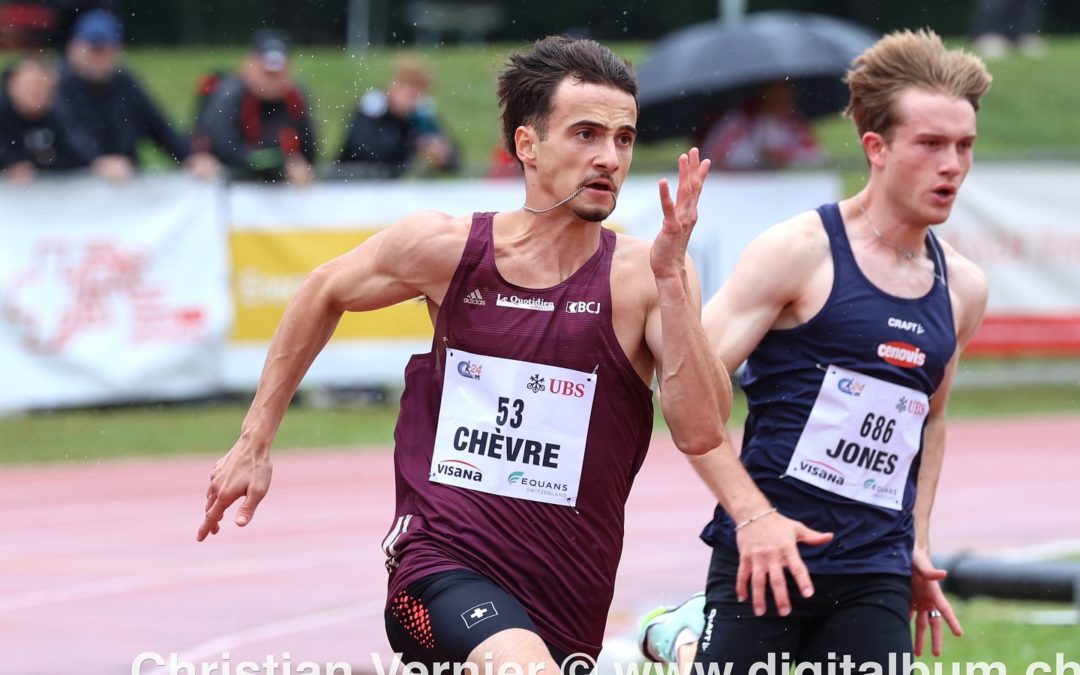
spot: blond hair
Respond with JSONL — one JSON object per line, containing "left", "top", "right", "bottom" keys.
{"left": 843, "top": 29, "right": 992, "bottom": 138}
{"left": 391, "top": 54, "right": 432, "bottom": 90}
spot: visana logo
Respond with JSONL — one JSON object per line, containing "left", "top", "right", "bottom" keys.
{"left": 457, "top": 360, "right": 482, "bottom": 380}
{"left": 837, "top": 377, "right": 865, "bottom": 397}
{"left": 435, "top": 460, "right": 483, "bottom": 482}
{"left": 496, "top": 294, "right": 554, "bottom": 312}
{"left": 877, "top": 341, "right": 927, "bottom": 368}
{"left": 887, "top": 317, "right": 925, "bottom": 334}
{"left": 566, "top": 301, "right": 601, "bottom": 314}
{"left": 798, "top": 460, "right": 845, "bottom": 486}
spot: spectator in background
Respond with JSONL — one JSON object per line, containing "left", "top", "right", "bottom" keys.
{"left": 0, "top": 56, "right": 89, "bottom": 182}
{"left": 194, "top": 29, "right": 317, "bottom": 186}
{"left": 698, "top": 80, "right": 823, "bottom": 172}
{"left": 0, "top": 2, "right": 58, "bottom": 49}
{"left": 54, "top": 9, "right": 219, "bottom": 182}
{"left": 337, "top": 55, "right": 458, "bottom": 178}
{"left": 485, "top": 128, "right": 521, "bottom": 179}
{"left": 971, "top": 0, "right": 1046, "bottom": 59}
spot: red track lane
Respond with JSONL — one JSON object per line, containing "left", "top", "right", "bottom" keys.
{"left": 2, "top": 415, "right": 1078, "bottom": 675}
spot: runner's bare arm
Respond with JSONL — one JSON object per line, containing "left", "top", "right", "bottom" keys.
{"left": 197, "top": 211, "right": 466, "bottom": 542}
{"left": 911, "top": 251, "right": 988, "bottom": 655}
{"left": 644, "top": 148, "right": 728, "bottom": 455}
{"left": 688, "top": 214, "right": 835, "bottom": 616}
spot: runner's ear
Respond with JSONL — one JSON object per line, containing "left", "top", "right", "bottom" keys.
{"left": 514, "top": 125, "right": 538, "bottom": 167}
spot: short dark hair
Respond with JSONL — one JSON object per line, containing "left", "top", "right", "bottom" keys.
{"left": 496, "top": 35, "right": 638, "bottom": 163}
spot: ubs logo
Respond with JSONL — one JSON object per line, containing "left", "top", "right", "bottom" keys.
{"left": 548, "top": 378, "right": 586, "bottom": 398}
{"left": 527, "top": 374, "right": 546, "bottom": 393}
{"left": 895, "top": 396, "right": 929, "bottom": 416}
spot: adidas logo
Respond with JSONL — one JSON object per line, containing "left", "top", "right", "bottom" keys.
{"left": 463, "top": 289, "right": 486, "bottom": 306}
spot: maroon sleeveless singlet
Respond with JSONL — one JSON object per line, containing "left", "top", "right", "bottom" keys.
{"left": 384, "top": 212, "right": 654, "bottom": 657}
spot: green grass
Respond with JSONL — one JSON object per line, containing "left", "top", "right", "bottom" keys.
{"left": 0, "top": 400, "right": 398, "bottom": 464}
{"left": 932, "top": 599, "right": 1079, "bottom": 665}
{"left": 1, "top": 379, "right": 1076, "bottom": 465}
{"left": 946, "top": 383, "right": 1080, "bottom": 418}
{"left": 98, "top": 37, "right": 1080, "bottom": 174}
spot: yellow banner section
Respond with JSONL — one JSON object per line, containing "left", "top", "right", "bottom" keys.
{"left": 230, "top": 229, "right": 434, "bottom": 342}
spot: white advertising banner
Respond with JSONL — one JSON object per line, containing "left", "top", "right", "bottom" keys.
{"left": 940, "top": 164, "right": 1080, "bottom": 354}
{"left": 225, "top": 173, "right": 840, "bottom": 387}
{"left": 0, "top": 175, "right": 231, "bottom": 412}
{"left": 5, "top": 163, "right": 1075, "bottom": 413}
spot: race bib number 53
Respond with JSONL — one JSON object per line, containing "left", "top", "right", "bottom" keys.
{"left": 785, "top": 365, "right": 930, "bottom": 511}
{"left": 429, "top": 348, "right": 597, "bottom": 507}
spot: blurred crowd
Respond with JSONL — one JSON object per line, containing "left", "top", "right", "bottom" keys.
{"left": 0, "top": 1, "right": 1061, "bottom": 185}
{"left": 0, "top": 3, "right": 839, "bottom": 186}
{"left": 1, "top": 6, "right": 462, "bottom": 185}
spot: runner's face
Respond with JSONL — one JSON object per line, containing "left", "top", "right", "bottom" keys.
{"left": 877, "top": 88, "right": 977, "bottom": 227}
{"left": 534, "top": 79, "right": 637, "bottom": 222}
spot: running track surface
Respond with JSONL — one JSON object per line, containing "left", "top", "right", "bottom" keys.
{"left": 3, "top": 416, "right": 1079, "bottom": 675}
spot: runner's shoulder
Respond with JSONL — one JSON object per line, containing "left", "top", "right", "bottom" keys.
{"left": 610, "top": 229, "right": 651, "bottom": 260}
{"left": 938, "top": 238, "right": 988, "bottom": 300}
{"left": 742, "top": 208, "right": 831, "bottom": 275}
{"left": 937, "top": 237, "right": 989, "bottom": 334}
{"left": 390, "top": 210, "right": 471, "bottom": 244}
{"left": 383, "top": 210, "right": 471, "bottom": 260}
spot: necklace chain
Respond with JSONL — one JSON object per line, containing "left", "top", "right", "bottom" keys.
{"left": 858, "top": 198, "right": 919, "bottom": 261}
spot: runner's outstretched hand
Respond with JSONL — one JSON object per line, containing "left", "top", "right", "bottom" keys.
{"left": 735, "top": 511, "right": 833, "bottom": 616}
{"left": 197, "top": 439, "right": 273, "bottom": 541}
{"left": 911, "top": 548, "right": 963, "bottom": 657}
{"left": 653, "top": 147, "right": 709, "bottom": 279}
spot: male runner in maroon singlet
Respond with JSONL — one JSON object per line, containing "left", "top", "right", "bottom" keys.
{"left": 197, "top": 36, "right": 730, "bottom": 671}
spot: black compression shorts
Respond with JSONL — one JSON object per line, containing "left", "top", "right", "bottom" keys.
{"left": 385, "top": 569, "right": 578, "bottom": 668}
{"left": 695, "top": 546, "right": 913, "bottom": 675}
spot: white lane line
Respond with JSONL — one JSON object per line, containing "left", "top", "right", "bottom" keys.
{"left": 141, "top": 604, "right": 371, "bottom": 675}
{"left": 0, "top": 547, "right": 371, "bottom": 613}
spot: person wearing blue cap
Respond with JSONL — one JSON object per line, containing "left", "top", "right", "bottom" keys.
{"left": 54, "top": 9, "right": 219, "bottom": 182}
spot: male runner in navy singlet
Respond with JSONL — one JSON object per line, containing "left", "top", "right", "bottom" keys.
{"left": 197, "top": 36, "right": 730, "bottom": 671}
{"left": 639, "top": 29, "right": 993, "bottom": 673}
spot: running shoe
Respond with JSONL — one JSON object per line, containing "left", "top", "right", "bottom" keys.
{"left": 637, "top": 592, "right": 706, "bottom": 663}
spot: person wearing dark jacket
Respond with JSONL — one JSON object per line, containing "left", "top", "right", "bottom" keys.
{"left": 53, "top": 9, "right": 218, "bottom": 182}
{"left": 0, "top": 57, "right": 91, "bottom": 182}
{"left": 194, "top": 29, "right": 317, "bottom": 185}
{"left": 337, "top": 55, "right": 458, "bottom": 179}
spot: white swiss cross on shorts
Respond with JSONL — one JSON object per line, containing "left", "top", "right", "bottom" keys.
{"left": 461, "top": 601, "right": 498, "bottom": 629}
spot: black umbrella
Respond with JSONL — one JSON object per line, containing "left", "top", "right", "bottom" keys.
{"left": 636, "top": 12, "right": 880, "bottom": 142}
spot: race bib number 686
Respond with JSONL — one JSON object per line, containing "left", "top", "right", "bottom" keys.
{"left": 785, "top": 365, "right": 929, "bottom": 511}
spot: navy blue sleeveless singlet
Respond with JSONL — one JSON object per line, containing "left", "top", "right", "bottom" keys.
{"left": 385, "top": 213, "right": 654, "bottom": 657}
{"left": 701, "top": 202, "right": 956, "bottom": 576}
